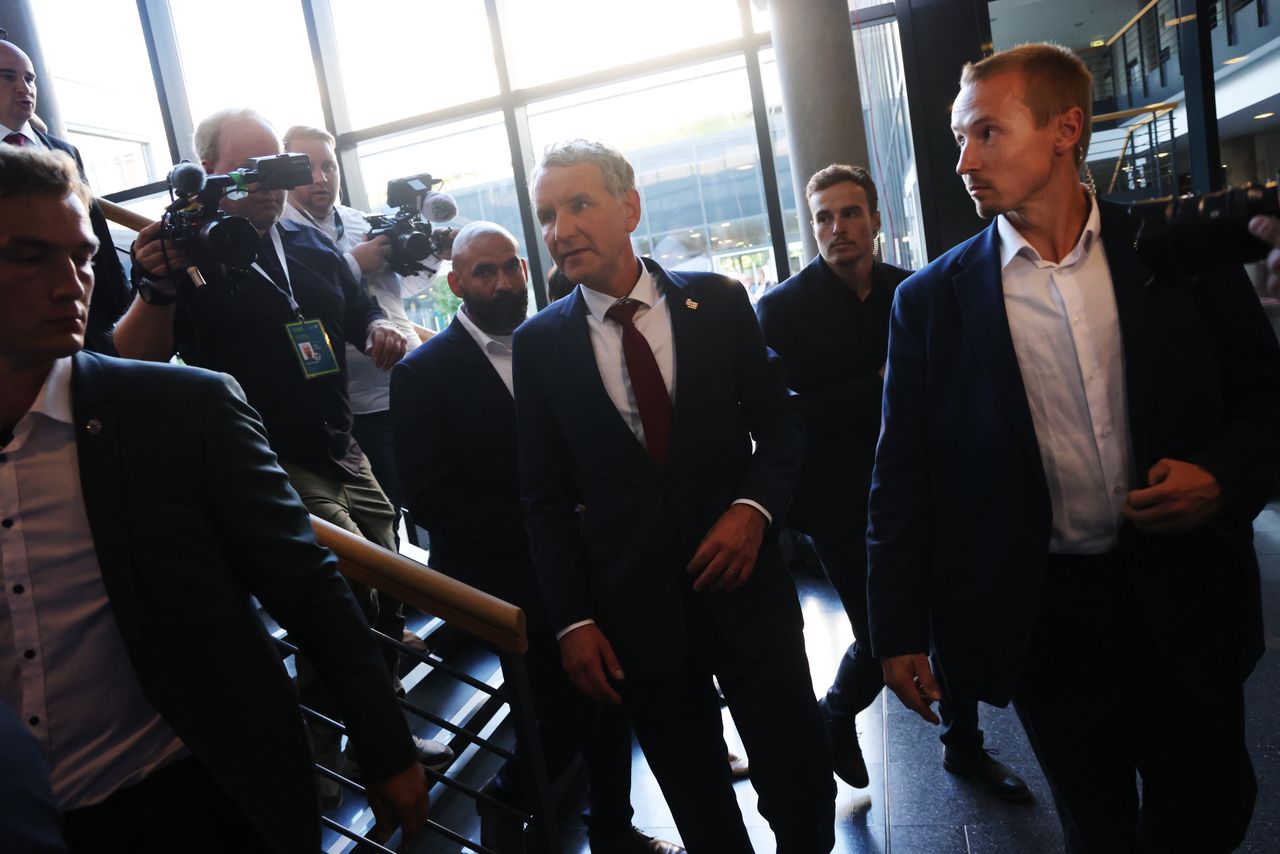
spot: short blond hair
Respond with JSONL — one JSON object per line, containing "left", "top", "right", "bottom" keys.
{"left": 282, "top": 124, "right": 336, "bottom": 151}
{"left": 961, "top": 43, "right": 1093, "bottom": 166}
{"left": 0, "top": 145, "right": 91, "bottom": 209}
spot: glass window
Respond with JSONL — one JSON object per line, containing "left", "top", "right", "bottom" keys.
{"left": 356, "top": 113, "right": 524, "bottom": 332}
{"left": 498, "top": 0, "right": 743, "bottom": 89}
{"left": 29, "top": 0, "right": 171, "bottom": 194}
{"left": 326, "top": 0, "right": 500, "bottom": 131}
{"left": 527, "top": 58, "right": 780, "bottom": 299}
{"left": 168, "top": 0, "right": 325, "bottom": 135}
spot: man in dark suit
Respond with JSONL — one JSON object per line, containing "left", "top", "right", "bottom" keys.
{"left": 515, "top": 140, "right": 834, "bottom": 853}
{"left": 758, "top": 163, "right": 1027, "bottom": 800}
{"left": 0, "top": 144, "right": 427, "bottom": 853}
{"left": 0, "top": 39, "right": 130, "bottom": 354}
{"left": 868, "top": 44, "right": 1280, "bottom": 852}
{"left": 391, "top": 221, "right": 681, "bottom": 853}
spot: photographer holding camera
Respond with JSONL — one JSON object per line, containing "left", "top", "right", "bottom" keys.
{"left": 279, "top": 125, "right": 455, "bottom": 522}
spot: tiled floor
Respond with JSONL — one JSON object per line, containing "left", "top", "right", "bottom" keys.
{"left": 552, "top": 501, "right": 1280, "bottom": 853}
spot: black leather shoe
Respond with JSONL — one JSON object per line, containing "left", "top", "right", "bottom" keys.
{"left": 818, "top": 697, "right": 869, "bottom": 788}
{"left": 477, "top": 780, "right": 537, "bottom": 853}
{"left": 943, "top": 746, "right": 1031, "bottom": 801}
{"left": 589, "top": 825, "right": 686, "bottom": 854}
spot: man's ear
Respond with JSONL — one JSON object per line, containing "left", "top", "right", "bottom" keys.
{"left": 622, "top": 188, "right": 642, "bottom": 233}
{"left": 1055, "top": 106, "right": 1085, "bottom": 158}
{"left": 447, "top": 270, "right": 464, "bottom": 299}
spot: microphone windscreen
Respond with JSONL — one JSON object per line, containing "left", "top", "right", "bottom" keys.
{"left": 167, "top": 161, "right": 207, "bottom": 196}
{"left": 420, "top": 191, "right": 458, "bottom": 223}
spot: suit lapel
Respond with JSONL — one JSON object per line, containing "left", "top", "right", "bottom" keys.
{"left": 70, "top": 351, "right": 142, "bottom": 648}
{"left": 649, "top": 261, "right": 701, "bottom": 468}
{"left": 952, "top": 223, "right": 1044, "bottom": 476}
{"left": 444, "top": 316, "right": 514, "bottom": 408}
{"left": 1098, "top": 202, "right": 1156, "bottom": 473}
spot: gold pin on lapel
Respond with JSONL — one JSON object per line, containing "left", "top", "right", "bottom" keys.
{"left": 685, "top": 298, "right": 699, "bottom": 310}
{"left": 85, "top": 418, "right": 103, "bottom": 436}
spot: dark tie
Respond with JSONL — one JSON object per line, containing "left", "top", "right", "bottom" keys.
{"left": 605, "top": 299, "right": 672, "bottom": 466}
{"left": 3, "top": 132, "right": 30, "bottom": 147}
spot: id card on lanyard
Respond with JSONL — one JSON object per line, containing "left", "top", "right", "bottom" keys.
{"left": 255, "top": 226, "right": 341, "bottom": 380}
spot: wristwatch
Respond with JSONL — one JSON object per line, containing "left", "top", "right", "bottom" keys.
{"left": 136, "top": 276, "right": 178, "bottom": 306}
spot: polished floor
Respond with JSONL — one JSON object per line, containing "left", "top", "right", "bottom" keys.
{"left": 395, "top": 502, "right": 1280, "bottom": 853}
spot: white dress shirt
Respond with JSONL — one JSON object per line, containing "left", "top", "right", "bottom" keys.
{"left": 0, "top": 121, "right": 44, "bottom": 148}
{"left": 998, "top": 194, "right": 1134, "bottom": 554}
{"left": 456, "top": 305, "right": 515, "bottom": 395}
{"left": 0, "top": 357, "right": 188, "bottom": 809}
{"left": 556, "top": 263, "right": 770, "bottom": 639}
{"left": 281, "top": 201, "right": 425, "bottom": 414}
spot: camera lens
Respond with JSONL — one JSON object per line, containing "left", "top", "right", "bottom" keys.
{"left": 198, "top": 216, "right": 261, "bottom": 268}
{"left": 393, "top": 230, "right": 434, "bottom": 262}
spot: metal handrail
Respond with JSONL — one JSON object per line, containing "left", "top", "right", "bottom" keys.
{"left": 310, "top": 516, "right": 528, "bottom": 654}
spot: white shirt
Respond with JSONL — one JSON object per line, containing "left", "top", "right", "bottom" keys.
{"left": 556, "top": 263, "right": 770, "bottom": 639}
{"left": 0, "top": 121, "right": 44, "bottom": 148}
{"left": 456, "top": 305, "right": 515, "bottom": 395}
{"left": 281, "top": 201, "right": 426, "bottom": 414}
{"left": 0, "top": 357, "right": 188, "bottom": 808}
{"left": 998, "top": 195, "right": 1134, "bottom": 554}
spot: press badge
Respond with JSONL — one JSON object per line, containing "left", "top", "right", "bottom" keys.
{"left": 286, "top": 319, "right": 341, "bottom": 379}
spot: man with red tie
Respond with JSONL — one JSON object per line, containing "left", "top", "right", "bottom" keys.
{"left": 514, "top": 139, "right": 834, "bottom": 853}
{"left": 0, "top": 39, "right": 130, "bottom": 355}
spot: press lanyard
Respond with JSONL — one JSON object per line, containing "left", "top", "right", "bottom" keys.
{"left": 251, "top": 225, "right": 302, "bottom": 318}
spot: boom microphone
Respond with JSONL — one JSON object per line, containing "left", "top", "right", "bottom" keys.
{"left": 420, "top": 190, "right": 458, "bottom": 223}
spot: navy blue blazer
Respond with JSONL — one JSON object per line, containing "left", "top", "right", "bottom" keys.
{"left": 391, "top": 316, "right": 543, "bottom": 616}
{"left": 35, "top": 129, "right": 130, "bottom": 356}
{"left": 866, "top": 201, "right": 1280, "bottom": 705}
{"left": 70, "top": 349, "right": 414, "bottom": 852}
{"left": 513, "top": 260, "right": 804, "bottom": 678}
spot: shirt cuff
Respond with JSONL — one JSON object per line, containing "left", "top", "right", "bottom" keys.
{"left": 555, "top": 619, "right": 596, "bottom": 641}
{"left": 732, "top": 498, "right": 772, "bottom": 528}
{"left": 343, "top": 252, "right": 363, "bottom": 283}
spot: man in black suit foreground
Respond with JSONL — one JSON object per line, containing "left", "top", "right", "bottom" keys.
{"left": 514, "top": 140, "right": 834, "bottom": 853}
{"left": 757, "top": 164, "right": 1027, "bottom": 800}
{"left": 868, "top": 44, "right": 1280, "bottom": 851}
{"left": 0, "top": 39, "right": 130, "bottom": 354}
{"left": 391, "top": 221, "right": 681, "bottom": 853}
{"left": 0, "top": 144, "right": 426, "bottom": 852}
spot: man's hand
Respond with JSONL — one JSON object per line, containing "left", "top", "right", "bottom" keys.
{"left": 432, "top": 226, "right": 459, "bottom": 261}
{"left": 367, "top": 322, "right": 412, "bottom": 370}
{"left": 132, "top": 220, "right": 191, "bottom": 280}
{"left": 559, "top": 623, "right": 624, "bottom": 705}
{"left": 882, "top": 654, "right": 942, "bottom": 725}
{"left": 686, "top": 503, "right": 766, "bottom": 593}
{"left": 1124, "top": 458, "right": 1225, "bottom": 534}
{"left": 351, "top": 234, "right": 392, "bottom": 275}
{"left": 365, "top": 760, "right": 429, "bottom": 851}
{"left": 1249, "top": 215, "right": 1280, "bottom": 297}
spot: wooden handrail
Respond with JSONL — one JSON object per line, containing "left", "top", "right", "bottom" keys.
{"left": 310, "top": 516, "right": 528, "bottom": 655}
{"left": 1093, "top": 102, "right": 1176, "bottom": 124}
{"left": 1106, "top": 0, "right": 1161, "bottom": 47}
{"left": 99, "top": 198, "right": 153, "bottom": 232}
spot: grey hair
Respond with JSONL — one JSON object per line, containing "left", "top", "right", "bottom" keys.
{"left": 533, "top": 139, "right": 635, "bottom": 199}
{"left": 193, "top": 108, "right": 275, "bottom": 165}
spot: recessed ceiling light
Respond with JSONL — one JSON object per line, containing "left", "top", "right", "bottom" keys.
{"left": 1224, "top": 55, "right": 1248, "bottom": 65}
{"left": 1090, "top": 39, "right": 1105, "bottom": 47}
{"left": 1255, "top": 112, "right": 1276, "bottom": 119}
{"left": 1156, "top": 151, "right": 1169, "bottom": 157}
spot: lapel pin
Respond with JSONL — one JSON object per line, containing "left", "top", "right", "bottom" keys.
{"left": 685, "top": 298, "right": 699, "bottom": 310}
{"left": 85, "top": 418, "right": 103, "bottom": 436}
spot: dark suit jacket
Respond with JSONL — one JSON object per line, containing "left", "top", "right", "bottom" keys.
{"left": 70, "top": 349, "right": 415, "bottom": 853}
{"left": 35, "top": 130, "right": 131, "bottom": 356}
{"left": 513, "top": 260, "right": 804, "bottom": 679}
{"left": 757, "top": 257, "right": 912, "bottom": 537}
{"left": 866, "top": 201, "right": 1280, "bottom": 705}
{"left": 390, "top": 316, "right": 543, "bottom": 617}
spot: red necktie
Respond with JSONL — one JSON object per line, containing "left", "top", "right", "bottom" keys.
{"left": 3, "top": 132, "right": 30, "bottom": 147}
{"left": 606, "top": 299, "right": 672, "bottom": 466}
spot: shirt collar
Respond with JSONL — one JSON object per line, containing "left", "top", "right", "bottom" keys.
{"left": 25, "top": 356, "right": 74, "bottom": 425}
{"left": 997, "top": 189, "right": 1100, "bottom": 272}
{"left": 0, "top": 121, "right": 38, "bottom": 147}
{"left": 456, "top": 304, "right": 513, "bottom": 354}
{"left": 580, "top": 259, "right": 657, "bottom": 319}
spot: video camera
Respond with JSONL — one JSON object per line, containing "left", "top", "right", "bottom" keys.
{"left": 1128, "top": 173, "right": 1278, "bottom": 274}
{"left": 160, "top": 153, "right": 313, "bottom": 271}
{"left": 364, "top": 173, "right": 458, "bottom": 277}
